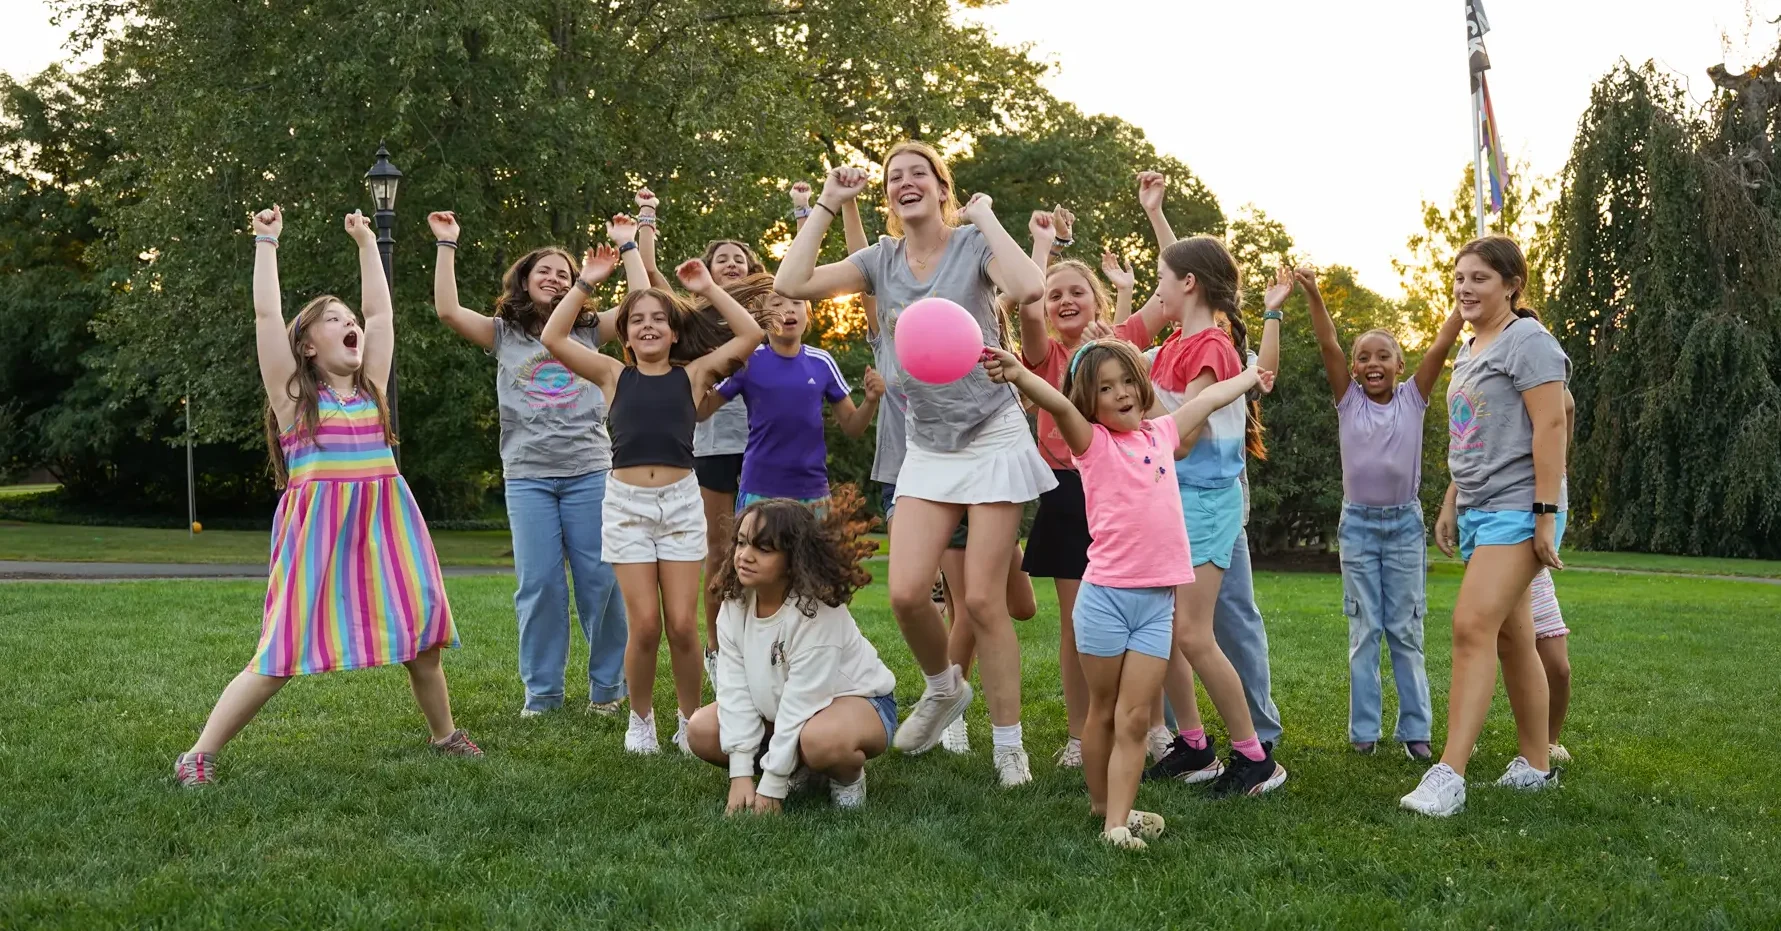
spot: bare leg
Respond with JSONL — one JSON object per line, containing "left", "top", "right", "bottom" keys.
{"left": 190, "top": 669, "right": 291, "bottom": 754}
{"left": 961, "top": 503, "right": 1024, "bottom": 728}
{"left": 1006, "top": 544, "right": 1037, "bottom": 621}
{"left": 1439, "top": 544, "right": 1543, "bottom": 775}
{"left": 1495, "top": 592, "right": 1551, "bottom": 771}
{"left": 1055, "top": 578, "right": 1088, "bottom": 739}
{"left": 1158, "top": 654, "right": 1203, "bottom": 732}
{"left": 699, "top": 488, "right": 735, "bottom": 650}
{"left": 1536, "top": 635, "right": 1572, "bottom": 742}
{"left": 402, "top": 646, "right": 458, "bottom": 740}
{"left": 940, "top": 549, "right": 976, "bottom": 678}
{"left": 886, "top": 498, "right": 967, "bottom": 675}
{"left": 799, "top": 697, "right": 890, "bottom": 785}
{"left": 1080, "top": 652, "right": 1123, "bottom": 816}
{"left": 615, "top": 562, "right": 664, "bottom": 722}
{"left": 686, "top": 702, "right": 728, "bottom": 767}
{"left": 1174, "top": 567, "right": 1256, "bottom": 741}
{"left": 658, "top": 560, "right": 707, "bottom": 718}
{"left": 1105, "top": 652, "right": 1169, "bottom": 832}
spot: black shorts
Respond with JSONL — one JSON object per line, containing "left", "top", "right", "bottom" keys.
{"left": 694, "top": 454, "right": 744, "bottom": 495}
{"left": 1021, "top": 469, "right": 1090, "bottom": 579}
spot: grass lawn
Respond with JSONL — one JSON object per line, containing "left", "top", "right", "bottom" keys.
{"left": 0, "top": 484, "right": 58, "bottom": 498}
{"left": 0, "top": 522, "right": 518, "bottom": 567}
{"left": 2, "top": 566, "right": 1777, "bottom": 928}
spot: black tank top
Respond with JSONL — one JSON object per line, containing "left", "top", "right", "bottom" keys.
{"left": 610, "top": 366, "right": 697, "bottom": 470}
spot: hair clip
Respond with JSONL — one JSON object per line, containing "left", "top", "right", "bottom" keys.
{"left": 1067, "top": 342, "right": 1097, "bottom": 380}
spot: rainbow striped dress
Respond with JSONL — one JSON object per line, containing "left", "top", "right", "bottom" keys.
{"left": 252, "top": 387, "right": 458, "bottom": 676}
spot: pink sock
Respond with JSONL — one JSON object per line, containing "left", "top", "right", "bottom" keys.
{"left": 1178, "top": 727, "right": 1208, "bottom": 750}
{"left": 1232, "top": 736, "right": 1265, "bottom": 762}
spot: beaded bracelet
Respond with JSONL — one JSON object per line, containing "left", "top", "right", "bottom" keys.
{"left": 1053, "top": 237, "right": 1074, "bottom": 248}
{"left": 635, "top": 215, "right": 657, "bottom": 228}
{"left": 253, "top": 234, "right": 278, "bottom": 247}
{"left": 435, "top": 240, "right": 459, "bottom": 249}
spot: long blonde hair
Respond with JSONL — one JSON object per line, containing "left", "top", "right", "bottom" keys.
{"left": 882, "top": 141, "right": 960, "bottom": 238}
{"left": 263, "top": 295, "right": 394, "bottom": 487}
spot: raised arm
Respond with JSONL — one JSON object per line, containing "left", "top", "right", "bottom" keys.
{"left": 1257, "top": 265, "right": 1288, "bottom": 377}
{"left": 1102, "top": 252, "right": 1136, "bottom": 324}
{"left": 965, "top": 194, "right": 1044, "bottom": 305}
{"left": 1019, "top": 210, "right": 1059, "bottom": 367}
{"left": 682, "top": 259, "right": 765, "bottom": 395}
{"left": 1138, "top": 171, "right": 1176, "bottom": 249}
{"left": 426, "top": 211, "right": 496, "bottom": 350}
{"left": 775, "top": 167, "right": 869, "bottom": 300}
{"left": 1413, "top": 305, "right": 1466, "bottom": 402}
{"left": 347, "top": 211, "right": 395, "bottom": 393}
{"left": 251, "top": 205, "right": 299, "bottom": 429}
{"left": 1296, "top": 265, "right": 1349, "bottom": 400}
{"left": 982, "top": 347, "right": 1093, "bottom": 456}
{"left": 1171, "top": 366, "right": 1272, "bottom": 453}
{"left": 634, "top": 188, "right": 672, "bottom": 291}
{"left": 540, "top": 245, "right": 625, "bottom": 397}
{"left": 591, "top": 213, "right": 649, "bottom": 344}
{"left": 831, "top": 365, "right": 884, "bottom": 437}
{"left": 840, "top": 197, "right": 878, "bottom": 336}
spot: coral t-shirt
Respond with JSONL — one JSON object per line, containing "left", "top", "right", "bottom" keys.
{"left": 1022, "top": 315, "right": 1155, "bottom": 470}
{"left": 1073, "top": 417, "right": 1195, "bottom": 589}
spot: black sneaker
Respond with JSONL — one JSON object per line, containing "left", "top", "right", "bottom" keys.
{"left": 1207, "top": 746, "right": 1288, "bottom": 799}
{"left": 1142, "top": 735, "right": 1225, "bottom": 784}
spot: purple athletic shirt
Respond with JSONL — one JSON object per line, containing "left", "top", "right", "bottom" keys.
{"left": 717, "top": 344, "right": 850, "bottom": 500}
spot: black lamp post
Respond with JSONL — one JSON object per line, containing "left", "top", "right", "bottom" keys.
{"left": 365, "top": 143, "right": 403, "bottom": 456}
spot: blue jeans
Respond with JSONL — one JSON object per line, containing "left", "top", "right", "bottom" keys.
{"left": 1338, "top": 501, "right": 1431, "bottom": 743}
{"left": 1162, "top": 527, "right": 1284, "bottom": 744}
{"left": 506, "top": 471, "right": 628, "bottom": 710}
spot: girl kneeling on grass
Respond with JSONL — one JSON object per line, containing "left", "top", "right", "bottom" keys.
{"left": 175, "top": 206, "right": 476, "bottom": 787}
{"left": 983, "top": 341, "right": 1272, "bottom": 849}
{"left": 686, "top": 498, "right": 898, "bottom": 812}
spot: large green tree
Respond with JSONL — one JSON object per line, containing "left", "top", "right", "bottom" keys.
{"left": 1542, "top": 59, "right": 1781, "bottom": 556}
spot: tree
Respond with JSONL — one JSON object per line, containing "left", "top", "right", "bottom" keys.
{"left": 1542, "top": 59, "right": 1781, "bottom": 557}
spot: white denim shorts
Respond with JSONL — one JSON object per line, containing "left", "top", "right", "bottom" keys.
{"left": 601, "top": 473, "right": 706, "bottom": 564}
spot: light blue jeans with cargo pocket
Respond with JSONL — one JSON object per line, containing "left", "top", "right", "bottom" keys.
{"left": 1338, "top": 500, "right": 1431, "bottom": 744}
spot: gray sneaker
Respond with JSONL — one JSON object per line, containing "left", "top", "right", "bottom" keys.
{"left": 1496, "top": 755, "right": 1560, "bottom": 791}
{"left": 829, "top": 773, "right": 866, "bottom": 809}
{"left": 892, "top": 667, "right": 973, "bottom": 755}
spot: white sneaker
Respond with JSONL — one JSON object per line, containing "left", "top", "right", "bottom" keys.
{"left": 893, "top": 667, "right": 973, "bottom": 755}
{"left": 519, "top": 707, "right": 545, "bottom": 719}
{"left": 829, "top": 773, "right": 866, "bottom": 809}
{"left": 941, "top": 716, "right": 971, "bottom": 755}
{"left": 672, "top": 713, "right": 693, "bottom": 756}
{"left": 1102, "top": 825, "right": 1147, "bottom": 850}
{"left": 993, "top": 745, "right": 1032, "bottom": 787}
{"left": 1053, "top": 737, "right": 1083, "bottom": 769}
{"left": 624, "top": 712, "right": 659, "bottom": 755}
{"left": 1145, "top": 724, "right": 1172, "bottom": 763}
{"left": 1549, "top": 743, "right": 1572, "bottom": 764}
{"left": 1496, "top": 755, "right": 1559, "bottom": 790}
{"left": 1125, "top": 809, "right": 1165, "bottom": 840}
{"left": 1400, "top": 763, "right": 1466, "bottom": 816}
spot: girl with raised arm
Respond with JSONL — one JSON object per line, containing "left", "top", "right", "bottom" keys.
{"left": 776, "top": 144, "right": 1052, "bottom": 787}
{"left": 985, "top": 341, "right": 1272, "bottom": 847}
{"left": 541, "top": 225, "right": 766, "bottom": 755}
{"left": 174, "top": 206, "right": 476, "bottom": 787}
{"left": 1305, "top": 266, "right": 1464, "bottom": 758}
{"left": 428, "top": 210, "right": 648, "bottom": 719}
{"left": 1402, "top": 236, "right": 1569, "bottom": 817}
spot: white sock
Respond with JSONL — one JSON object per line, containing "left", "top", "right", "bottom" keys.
{"left": 991, "top": 722, "right": 1023, "bottom": 749}
{"left": 923, "top": 666, "right": 958, "bottom": 696}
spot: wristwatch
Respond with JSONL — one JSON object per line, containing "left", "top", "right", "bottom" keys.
{"left": 1531, "top": 502, "right": 1559, "bottom": 515}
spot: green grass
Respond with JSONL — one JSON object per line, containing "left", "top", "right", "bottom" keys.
{"left": 2, "top": 567, "right": 1778, "bottom": 928}
{"left": 0, "top": 484, "right": 59, "bottom": 498}
{"left": 0, "top": 522, "right": 517, "bottom": 567}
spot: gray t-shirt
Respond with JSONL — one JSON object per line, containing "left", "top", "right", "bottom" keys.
{"left": 694, "top": 394, "right": 749, "bottom": 457}
{"left": 492, "top": 318, "right": 613, "bottom": 479}
{"left": 1447, "top": 316, "right": 1570, "bottom": 511}
{"left": 848, "top": 226, "right": 1020, "bottom": 453}
{"left": 866, "top": 330, "right": 910, "bottom": 484}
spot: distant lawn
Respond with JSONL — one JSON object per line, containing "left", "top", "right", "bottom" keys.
{"left": 0, "top": 484, "right": 59, "bottom": 498}
{"left": 0, "top": 522, "right": 516, "bottom": 567}
{"left": 2, "top": 566, "right": 1777, "bottom": 927}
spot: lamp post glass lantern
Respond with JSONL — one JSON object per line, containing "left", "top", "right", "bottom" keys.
{"left": 365, "top": 144, "right": 401, "bottom": 454}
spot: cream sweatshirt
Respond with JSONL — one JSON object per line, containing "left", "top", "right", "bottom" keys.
{"left": 715, "top": 592, "right": 897, "bottom": 799}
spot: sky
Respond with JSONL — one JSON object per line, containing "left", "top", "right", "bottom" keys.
{"left": 4, "top": 0, "right": 1778, "bottom": 297}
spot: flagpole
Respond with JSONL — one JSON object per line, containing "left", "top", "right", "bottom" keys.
{"left": 1472, "top": 85, "right": 1487, "bottom": 238}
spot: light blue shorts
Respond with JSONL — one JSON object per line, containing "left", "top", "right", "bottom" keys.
{"left": 867, "top": 693, "right": 898, "bottom": 743}
{"left": 1073, "top": 582, "right": 1175, "bottom": 660}
{"left": 1179, "top": 480, "right": 1244, "bottom": 570}
{"left": 1458, "top": 508, "right": 1568, "bottom": 563}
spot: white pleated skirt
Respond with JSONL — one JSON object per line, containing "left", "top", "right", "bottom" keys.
{"left": 894, "top": 405, "right": 1058, "bottom": 505}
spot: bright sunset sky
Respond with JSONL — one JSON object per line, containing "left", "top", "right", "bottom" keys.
{"left": 5, "top": 0, "right": 1778, "bottom": 296}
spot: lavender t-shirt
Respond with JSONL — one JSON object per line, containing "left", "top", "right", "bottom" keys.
{"left": 717, "top": 344, "right": 850, "bottom": 500}
{"left": 1336, "top": 380, "right": 1428, "bottom": 507}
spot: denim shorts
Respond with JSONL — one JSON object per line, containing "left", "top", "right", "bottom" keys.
{"left": 868, "top": 692, "right": 898, "bottom": 743}
{"left": 1458, "top": 508, "right": 1568, "bottom": 563}
{"left": 1179, "top": 480, "right": 1244, "bottom": 570}
{"left": 1073, "top": 582, "right": 1175, "bottom": 660}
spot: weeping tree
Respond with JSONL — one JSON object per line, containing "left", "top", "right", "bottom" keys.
{"left": 1543, "top": 58, "right": 1781, "bottom": 557}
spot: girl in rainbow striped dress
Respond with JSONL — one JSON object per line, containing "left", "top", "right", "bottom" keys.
{"left": 174, "top": 206, "right": 479, "bottom": 787}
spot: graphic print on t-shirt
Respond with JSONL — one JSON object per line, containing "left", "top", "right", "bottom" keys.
{"left": 1448, "top": 382, "right": 1485, "bottom": 452}
{"left": 513, "top": 352, "right": 586, "bottom": 410}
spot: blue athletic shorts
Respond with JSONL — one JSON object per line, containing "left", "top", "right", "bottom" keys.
{"left": 1458, "top": 508, "right": 1568, "bottom": 563}
{"left": 1179, "top": 480, "right": 1244, "bottom": 570}
{"left": 1073, "top": 582, "right": 1175, "bottom": 660}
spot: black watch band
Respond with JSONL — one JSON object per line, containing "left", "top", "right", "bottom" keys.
{"left": 1532, "top": 502, "right": 1559, "bottom": 515}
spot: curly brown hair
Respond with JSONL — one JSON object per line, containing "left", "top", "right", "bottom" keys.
{"left": 707, "top": 488, "right": 876, "bottom": 617}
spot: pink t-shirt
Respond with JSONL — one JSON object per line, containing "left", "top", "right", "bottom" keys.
{"left": 1073, "top": 416, "right": 1195, "bottom": 589}
{"left": 1023, "top": 316, "right": 1155, "bottom": 470}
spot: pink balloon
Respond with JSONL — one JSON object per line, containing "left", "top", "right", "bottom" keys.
{"left": 895, "top": 298, "right": 984, "bottom": 384}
